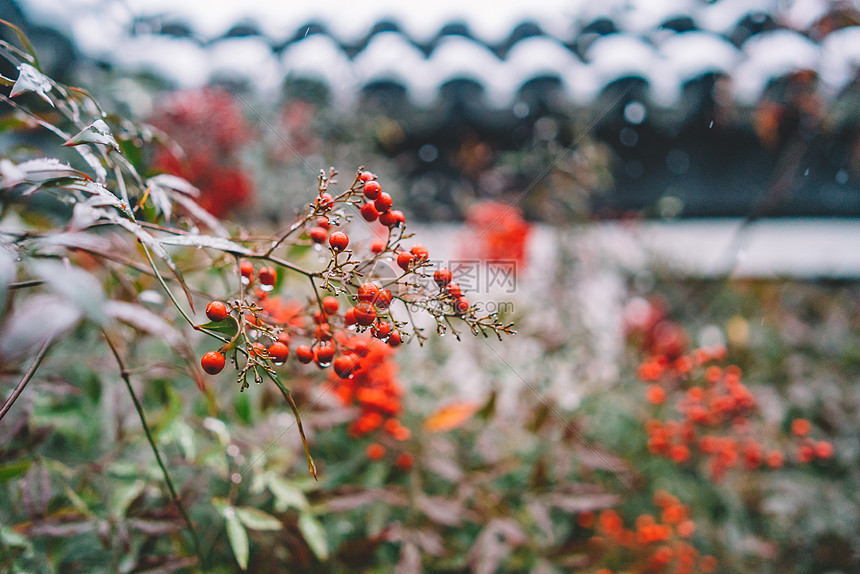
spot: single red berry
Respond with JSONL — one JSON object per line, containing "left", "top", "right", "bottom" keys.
{"left": 454, "top": 296, "right": 470, "bottom": 314}
{"left": 316, "top": 323, "right": 333, "bottom": 341}
{"left": 360, "top": 202, "right": 379, "bottom": 222}
{"left": 363, "top": 180, "right": 382, "bottom": 200}
{"left": 410, "top": 244, "right": 428, "bottom": 261}
{"left": 396, "top": 251, "right": 414, "bottom": 271}
{"left": 372, "top": 321, "right": 391, "bottom": 339}
{"left": 206, "top": 300, "right": 229, "bottom": 322}
{"left": 374, "top": 192, "right": 392, "bottom": 213}
{"left": 315, "top": 344, "right": 335, "bottom": 367}
{"left": 814, "top": 441, "right": 833, "bottom": 459}
{"left": 329, "top": 231, "right": 349, "bottom": 252}
{"left": 366, "top": 443, "right": 385, "bottom": 460}
{"left": 344, "top": 307, "right": 356, "bottom": 327}
{"left": 371, "top": 238, "right": 386, "bottom": 253}
{"left": 296, "top": 344, "right": 314, "bottom": 364}
{"left": 390, "top": 210, "right": 405, "bottom": 226}
{"left": 239, "top": 260, "right": 254, "bottom": 278}
{"left": 388, "top": 330, "right": 402, "bottom": 347}
{"left": 357, "top": 282, "right": 380, "bottom": 303}
{"left": 353, "top": 302, "right": 377, "bottom": 326}
{"left": 258, "top": 266, "right": 276, "bottom": 286}
{"left": 322, "top": 296, "right": 339, "bottom": 315}
{"left": 352, "top": 339, "right": 370, "bottom": 357}
{"left": 378, "top": 210, "right": 397, "bottom": 227}
{"left": 395, "top": 452, "right": 413, "bottom": 470}
{"left": 447, "top": 282, "right": 462, "bottom": 298}
{"left": 309, "top": 226, "right": 328, "bottom": 243}
{"left": 375, "top": 288, "right": 393, "bottom": 309}
{"left": 317, "top": 216, "right": 331, "bottom": 229}
{"left": 359, "top": 170, "right": 375, "bottom": 182}
{"left": 313, "top": 310, "right": 326, "bottom": 324}
{"left": 268, "top": 341, "right": 289, "bottom": 364}
{"left": 433, "top": 268, "right": 452, "bottom": 287}
{"left": 333, "top": 354, "right": 356, "bottom": 378}
{"left": 201, "top": 351, "right": 226, "bottom": 375}
{"left": 317, "top": 192, "right": 334, "bottom": 210}
{"left": 277, "top": 331, "right": 291, "bottom": 345}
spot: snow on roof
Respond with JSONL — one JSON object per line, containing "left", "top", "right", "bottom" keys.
{"left": 733, "top": 29, "right": 820, "bottom": 103}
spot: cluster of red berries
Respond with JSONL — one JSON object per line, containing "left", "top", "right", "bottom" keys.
{"left": 582, "top": 491, "right": 716, "bottom": 574}
{"left": 626, "top": 297, "right": 835, "bottom": 480}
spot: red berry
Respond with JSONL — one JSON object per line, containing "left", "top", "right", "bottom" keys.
{"left": 309, "top": 226, "right": 328, "bottom": 243}
{"left": 344, "top": 307, "right": 356, "bottom": 327}
{"left": 351, "top": 339, "right": 370, "bottom": 356}
{"left": 360, "top": 202, "right": 379, "bottom": 222}
{"left": 378, "top": 210, "right": 397, "bottom": 227}
{"left": 372, "top": 321, "right": 391, "bottom": 339}
{"left": 388, "top": 331, "right": 402, "bottom": 347}
{"left": 317, "top": 192, "right": 334, "bottom": 210}
{"left": 296, "top": 344, "right": 314, "bottom": 364}
{"left": 206, "top": 300, "right": 229, "bottom": 322}
{"left": 396, "top": 251, "right": 414, "bottom": 271}
{"left": 333, "top": 354, "right": 356, "bottom": 377}
{"left": 239, "top": 260, "right": 254, "bottom": 278}
{"left": 366, "top": 443, "right": 385, "bottom": 460}
{"left": 317, "top": 216, "right": 331, "bottom": 229}
{"left": 363, "top": 180, "right": 382, "bottom": 200}
{"left": 395, "top": 452, "right": 413, "bottom": 470}
{"left": 353, "top": 302, "right": 377, "bottom": 326}
{"left": 433, "top": 268, "right": 452, "bottom": 287}
{"left": 410, "top": 244, "right": 428, "bottom": 261}
{"left": 359, "top": 170, "right": 375, "bottom": 182}
{"left": 268, "top": 341, "right": 289, "bottom": 364}
{"left": 315, "top": 344, "right": 334, "bottom": 367}
{"left": 201, "top": 351, "right": 226, "bottom": 375}
{"left": 447, "top": 282, "right": 462, "bottom": 298}
{"left": 357, "top": 282, "right": 380, "bottom": 303}
{"left": 315, "top": 323, "right": 333, "bottom": 341}
{"left": 375, "top": 288, "right": 393, "bottom": 309}
{"left": 277, "top": 331, "right": 291, "bottom": 345}
{"left": 250, "top": 343, "right": 267, "bottom": 357}
{"left": 329, "top": 231, "right": 349, "bottom": 252}
{"left": 371, "top": 238, "right": 386, "bottom": 253}
{"left": 374, "top": 192, "right": 392, "bottom": 213}
{"left": 322, "top": 296, "right": 339, "bottom": 314}
{"left": 390, "top": 210, "right": 405, "bottom": 226}
{"left": 258, "top": 266, "right": 276, "bottom": 286}
{"left": 454, "top": 296, "right": 470, "bottom": 314}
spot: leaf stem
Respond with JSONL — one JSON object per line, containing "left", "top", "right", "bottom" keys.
{"left": 0, "top": 337, "right": 51, "bottom": 423}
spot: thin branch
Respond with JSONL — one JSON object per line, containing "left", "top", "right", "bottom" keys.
{"left": 102, "top": 331, "right": 203, "bottom": 567}
{"left": 0, "top": 337, "right": 51, "bottom": 423}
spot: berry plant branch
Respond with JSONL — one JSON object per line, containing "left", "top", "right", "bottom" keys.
{"left": 102, "top": 331, "right": 204, "bottom": 567}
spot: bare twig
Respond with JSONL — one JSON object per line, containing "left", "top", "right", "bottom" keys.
{"left": 0, "top": 338, "right": 51, "bottom": 424}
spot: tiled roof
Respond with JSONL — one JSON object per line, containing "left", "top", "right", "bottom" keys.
{"left": 13, "top": 0, "right": 860, "bottom": 108}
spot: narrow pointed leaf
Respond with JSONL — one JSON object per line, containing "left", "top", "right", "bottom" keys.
{"left": 236, "top": 507, "right": 282, "bottom": 531}
{"left": 271, "top": 376, "right": 317, "bottom": 479}
{"left": 194, "top": 316, "right": 239, "bottom": 339}
{"left": 0, "top": 19, "right": 41, "bottom": 69}
{"left": 170, "top": 192, "right": 229, "bottom": 237}
{"left": 10, "top": 63, "right": 52, "bottom": 105}
{"left": 147, "top": 174, "right": 200, "bottom": 198}
{"left": 225, "top": 513, "right": 249, "bottom": 570}
{"left": 159, "top": 234, "right": 250, "bottom": 255}
{"left": 268, "top": 478, "right": 309, "bottom": 512}
{"left": 298, "top": 513, "right": 329, "bottom": 561}
{"left": 63, "top": 119, "right": 119, "bottom": 152}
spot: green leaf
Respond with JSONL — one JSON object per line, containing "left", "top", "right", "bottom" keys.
{"left": 298, "top": 513, "right": 329, "bottom": 561}
{"left": 0, "top": 460, "right": 31, "bottom": 484}
{"left": 236, "top": 507, "right": 282, "bottom": 531}
{"left": 269, "top": 477, "right": 309, "bottom": 512}
{"left": 226, "top": 512, "right": 249, "bottom": 570}
{"left": 10, "top": 63, "right": 52, "bottom": 105}
{"left": 195, "top": 316, "right": 239, "bottom": 338}
{"left": 159, "top": 234, "right": 251, "bottom": 256}
{"left": 63, "top": 119, "right": 119, "bottom": 151}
